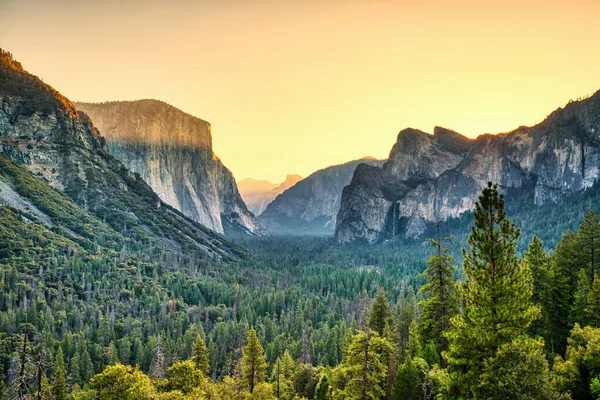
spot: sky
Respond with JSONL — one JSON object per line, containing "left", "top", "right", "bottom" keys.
{"left": 1, "top": 0, "right": 599, "bottom": 182}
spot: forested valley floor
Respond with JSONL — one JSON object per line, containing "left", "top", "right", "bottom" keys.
{"left": 3, "top": 182, "right": 600, "bottom": 399}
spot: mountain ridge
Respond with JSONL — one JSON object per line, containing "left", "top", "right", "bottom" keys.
{"left": 0, "top": 48, "right": 241, "bottom": 260}
{"left": 259, "top": 157, "right": 385, "bottom": 235}
{"left": 336, "top": 90, "right": 600, "bottom": 243}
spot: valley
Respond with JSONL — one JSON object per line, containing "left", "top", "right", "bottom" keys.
{"left": 1, "top": 18, "right": 600, "bottom": 398}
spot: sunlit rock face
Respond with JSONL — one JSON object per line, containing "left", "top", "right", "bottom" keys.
{"left": 336, "top": 91, "right": 600, "bottom": 243}
{"left": 0, "top": 54, "right": 236, "bottom": 258}
{"left": 76, "top": 100, "right": 260, "bottom": 235}
{"left": 258, "top": 157, "right": 384, "bottom": 235}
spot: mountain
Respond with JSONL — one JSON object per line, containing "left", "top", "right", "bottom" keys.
{"left": 0, "top": 48, "right": 241, "bottom": 259}
{"left": 238, "top": 174, "right": 303, "bottom": 216}
{"left": 74, "top": 100, "right": 260, "bottom": 236}
{"left": 258, "top": 157, "right": 384, "bottom": 234}
{"left": 336, "top": 92, "right": 600, "bottom": 243}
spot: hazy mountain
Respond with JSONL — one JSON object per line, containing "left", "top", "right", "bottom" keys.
{"left": 238, "top": 174, "right": 303, "bottom": 216}
{"left": 259, "top": 157, "right": 384, "bottom": 235}
{"left": 336, "top": 92, "right": 600, "bottom": 243}
{"left": 0, "top": 49, "right": 240, "bottom": 259}
{"left": 75, "top": 100, "right": 260, "bottom": 236}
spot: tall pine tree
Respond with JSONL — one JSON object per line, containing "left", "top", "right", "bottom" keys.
{"left": 52, "top": 347, "right": 68, "bottom": 400}
{"left": 445, "top": 182, "right": 539, "bottom": 398}
{"left": 191, "top": 334, "right": 210, "bottom": 376}
{"left": 342, "top": 330, "right": 391, "bottom": 400}
{"left": 418, "top": 226, "right": 458, "bottom": 365}
{"left": 240, "top": 328, "right": 267, "bottom": 393}
{"left": 369, "top": 289, "right": 392, "bottom": 337}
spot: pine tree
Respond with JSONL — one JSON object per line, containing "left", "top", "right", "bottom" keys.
{"left": 52, "top": 347, "right": 68, "bottom": 400}
{"left": 191, "top": 334, "right": 210, "bottom": 375}
{"left": 445, "top": 182, "right": 539, "bottom": 398}
{"left": 525, "top": 236, "right": 553, "bottom": 340}
{"left": 552, "top": 230, "right": 580, "bottom": 355}
{"left": 342, "top": 330, "right": 391, "bottom": 400}
{"left": 391, "top": 355, "right": 425, "bottom": 400}
{"left": 573, "top": 268, "right": 591, "bottom": 325}
{"left": 587, "top": 274, "right": 600, "bottom": 328}
{"left": 418, "top": 226, "right": 458, "bottom": 365}
{"left": 407, "top": 320, "right": 421, "bottom": 359}
{"left": 576, "top": 211, "right": 600, "bottom": 281}
{"left": 369, "top": 289, "right": 392, "bottom": 337}
{"left": 80, "top": 346, "right": 94, "bottom": 384}
{"left": 241, "top": 328, "right": 267, "bottom": 393}
{"left": 68, "top": 352, "right": 81, "bottom": 386}
{"left": 315, "top": 372, "right": 332, "bottom": 400}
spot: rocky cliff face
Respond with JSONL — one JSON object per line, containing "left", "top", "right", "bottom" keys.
{"left": 238, "top": 174, "right": 303, "bottom": 216}
{"left": 336, "top": 92, "right": 600, "bottom": 243}
{"left": 259, "top": 158, "right": 384, "bottom": 234}
{"left": 75, "top": 100, "right": 260, "bottom": 236}
{"left": 0, "top": 49, "right": 239, "bottom": 259}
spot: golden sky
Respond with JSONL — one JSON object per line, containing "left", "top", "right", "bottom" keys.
{"left": 1, "top": 0, "right": 599, "bottom": 182}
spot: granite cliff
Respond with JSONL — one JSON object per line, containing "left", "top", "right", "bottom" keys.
{"left": 259, "top": 157, "right": 384, "bottom": 234}
{"left": 75, "top": 100, "right": 260, "bottom": 235}
{"left": 0, "top": 49, "right": 240, "bottom": 259}
{"left": 336, "top": 92, "right": 600, "bottom": 243}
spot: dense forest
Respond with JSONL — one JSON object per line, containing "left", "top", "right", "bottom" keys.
{"left": 3, "top": 173, "right": 600, "bottom": 399}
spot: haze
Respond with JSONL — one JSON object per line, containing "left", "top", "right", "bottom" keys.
{"left": 1, "top": 0, "right": 599, "bottom": 182}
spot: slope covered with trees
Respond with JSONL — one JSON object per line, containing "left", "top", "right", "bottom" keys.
{"left": 4, "top": 177, "right": 600, "bottom": 399}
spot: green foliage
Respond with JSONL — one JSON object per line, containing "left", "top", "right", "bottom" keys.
{"left": 314, "top": 372, "right": 332, "bottom": 400}
{"left": 340, "top": 330, "right": 390, "bottom": 400}
{"left": 369, "top": 289, "right": 391, "bottom": 337}
{"left": 479, "top": 337, "right": 562, "bottom": 400}
{"left": 418, "top": 232, "right": 458, "bottom": 361}
{"left": 86, "top": 363, "right": 156, "bottom": 400}
{"left": 445, "top": 182, "right": 539, "bottom": 397}
{"left": 241, "top": 328, "right": 267, "bottom": 393}
{"left": 164, "top": 360, "right": 204, "bottom": 394}
{"left": 392, "top": 355, "right": 426, "bottom": 400}
{"left": 52, "top": 347, "right": 68, "bottom": 400}
{"left": 553, "top": 323, "right": 600, "bottom": 400}
{"left": 191, "top": 335, "right": 210, "bottom": 376}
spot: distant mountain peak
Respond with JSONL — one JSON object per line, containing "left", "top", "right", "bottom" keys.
{"left": 283, "top": 174, "right": 303, "bottom": 185}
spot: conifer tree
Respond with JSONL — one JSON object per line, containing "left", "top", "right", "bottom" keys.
{"left": 391, "top": 355, "right": 425, "bottom": 400}
{"left": 587, "top": 275, "right": 600, "bottom": 328}
{"left": 80, "top": 346, "right": 94, "bottom": 384}
{"left": 241, "top": 328, "right": 267, "bottom": 393}
{"left": 369, "top": 289, "right": 392, "bottom": 337}
{"left": 407, "top": 320, "right": 421, "bottom": 359}
{"left": 52, "top": 347, "right": 67, "bottom": 400}
{"left": 525, "top": 236, "right": 553, "bottom": 340}
{"left": 315, "top": 372, "right": 332, "bottom": 400}
{"left": 573, "top": 268, "right": 591, "bottom": 325}
{"left": 68, "top": 352, "right": 81, "bottom": 386}
{"left": 191, "top": 334, "right": 210, "bottom": 376}
{"left": 418, "top": 226, "right": 458, "bottom": 364}
{"left": 342, "top": 330, "right": 391, "bottom": 400}
{"left": 576, "top": 211, "right": 600, "bottom": 281}
{"left": 445, "top": 182, "right": 539, "bottom": 398}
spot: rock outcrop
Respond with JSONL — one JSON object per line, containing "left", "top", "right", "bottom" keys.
{"left": 0, "top": 49, "right": 240, "bottom": 259}
{"left": 238, "top": 174, "right": 303, "bottom": 216}
{"left": 259, "top": 158, "right": 384, "bottom": 234}
{"left": 75, "top": 100, "right": 260, "bottom": 236}
{"left": 336, "top": 92, "right": 600, "bottom": 243}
